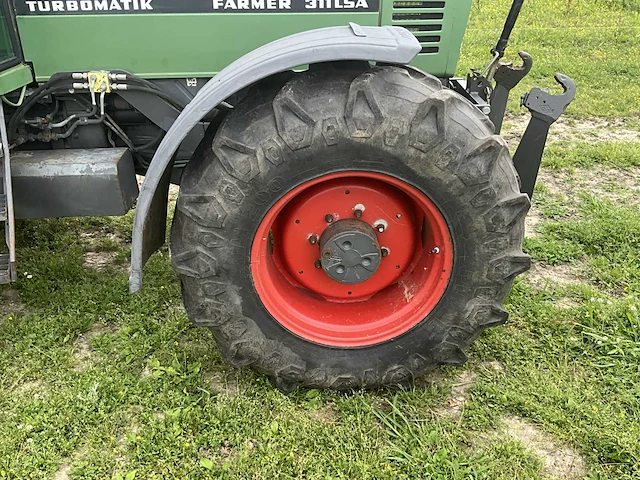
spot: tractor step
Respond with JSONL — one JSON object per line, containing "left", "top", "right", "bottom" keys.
{"left": 0, "top": 194, "right": 5, "bottom": 222}
{"left": 0, "top": 253, "right": 10, "bottom": 284}
{"left": 0, "top": 101, "right": 17, "bottom": 284}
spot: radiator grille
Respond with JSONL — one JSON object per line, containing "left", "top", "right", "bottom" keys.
{"left": 392, "top": 0, "right": 444, "bottom": 55}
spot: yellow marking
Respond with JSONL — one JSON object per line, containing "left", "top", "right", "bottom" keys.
{"left": 87, "top": 71, "right": 111, "bottom": 93}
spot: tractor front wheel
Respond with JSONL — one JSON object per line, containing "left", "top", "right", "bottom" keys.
{"left": 170, "top": 64, "right": 530, "bottom": 390}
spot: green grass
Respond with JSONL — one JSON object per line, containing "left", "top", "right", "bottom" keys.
{"left": 2, "top": 1, "right": 640, "bottom": 478}
{"left": 459, "top": 0, "right": 640, "bottom": 118}
{"left": 543, "top": 141, "right": 640, "bottom": 169}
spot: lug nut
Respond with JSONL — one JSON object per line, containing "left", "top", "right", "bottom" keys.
{"left": 374, "top": 219, "right": 388, "bottom": 233}
{"left": 381, "top": 247, "right": 390, "bottom": 257}
{"left": 314, "top": 259, "right": 322, "bottom": 269}
{"left": 354, "top": 203, "right": 365, "bottom": 218}
{"left": 309, "top": 235, "right": 318, "bottom": 245}
{"left": 354, "top": 209, "right": 363, "bottom": 218}
{"left": 325, "top": 213, "right": 334, "bottom": 223}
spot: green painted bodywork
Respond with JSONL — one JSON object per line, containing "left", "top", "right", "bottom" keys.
{"left": 380, "top": 0, "right": 472, "bottom": 77}
{"left": 15, "top": 0, "right": 471, "bottom": 81}
{"left": 0, "top": 63, "right": 32, "bottom": 95}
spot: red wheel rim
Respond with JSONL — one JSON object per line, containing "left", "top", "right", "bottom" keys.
{"left": 250, "top": 171, "right": 453, "bottom": 347}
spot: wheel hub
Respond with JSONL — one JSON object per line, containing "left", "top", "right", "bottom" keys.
{"left": 319, "top": 219, "right": 381, "bottom": 284}
{"left": 250, "top": 171, "right": 454, "bottom": 347}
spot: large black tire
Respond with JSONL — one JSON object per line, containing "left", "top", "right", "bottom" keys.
{"left": 170, "top": 63, "right": 530, "bottom": 391}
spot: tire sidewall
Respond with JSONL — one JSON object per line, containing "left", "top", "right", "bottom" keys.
{"left": 172, "top": 65, "right": 528, "bottom": 388}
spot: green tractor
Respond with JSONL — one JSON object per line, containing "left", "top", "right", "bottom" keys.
{"left": 0, "top": 0, "right": 574, "bottom": 390}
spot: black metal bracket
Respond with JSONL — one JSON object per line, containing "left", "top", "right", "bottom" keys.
{"left": 512, "top": 73, "right": 576, "bottom": 198}
{"left": 489, "top": 51, "right": 532, "bottom": 133}
{"left": 453, "top": 0, "right": 528, "bottom": 124}
{"left": 466, "top": 71, "right": 492, "bottom": 113}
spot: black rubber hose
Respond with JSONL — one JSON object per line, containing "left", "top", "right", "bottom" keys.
{"left": 8, "top": 82, "right": 74, "bottom": 141}
{"left": 7, "top": 71, "right": 178, "bottom": 141}
{"left": 8, "top": 72, "right": 74, "bottom": 135}
{"left": 122, "top": 85, "right": 186, "bottom": 111}
{"left": 114, "top": 69, "right": 233, "bottom": 110}
{"left": 11, "top": 71, "right": 231, "bottom": 142}
{"left": 133, "top": 131, "right": 164, "bottom": 152}
{"left": 104, "top": 118, "right": 136, "bottom": 150}
{"left": 73, "top": 94, "right": 161, "bottom": 153}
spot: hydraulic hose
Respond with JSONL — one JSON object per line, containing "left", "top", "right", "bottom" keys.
{"left": 123, "top": 85, "right": 186, "bottom": 111}
{"left": 112, "top": 69, "right": 232, "bottom": 109}
{"left": 10, "top": 70, "right": 232, "bottom": 144}
{"left": 493, "top": 0, "right": 525, "bottom": 57}
{"left": 8, "top": 73, "right": 76, "bottom": 141}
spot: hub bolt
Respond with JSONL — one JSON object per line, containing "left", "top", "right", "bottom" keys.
{"left": 381, "top": 247, "right": 390, "bottom": 257}
{"left": 322, "top": 249, "right": 332, "bottom": 259}
{"left": 354, "top": 209, "right": 363, "bottom": 218}
{"left": 309, "top": 235, "right": 318, "bottom": 245}
{"left": 353, "top": 203, "right": 365, "bottom": 218}
{"left": 325, "top": 213, "right": 334, "bottom": 223}
{"left": 314, "top": 259, "right": 322, "bottom": 269}
{"left": 374, "top": 219, "right": 388, "bottom": 233}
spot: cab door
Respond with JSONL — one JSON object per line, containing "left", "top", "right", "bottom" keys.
{"left": 0, "top": 0, "right": 32, "bottom": 95}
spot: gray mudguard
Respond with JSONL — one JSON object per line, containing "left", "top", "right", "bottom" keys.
{"left": 129, "top": 23, "right": 420, "bottom": 293}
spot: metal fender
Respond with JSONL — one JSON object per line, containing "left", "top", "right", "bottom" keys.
{"left": 129, "top": 23, "right": 420, "bottom": 292}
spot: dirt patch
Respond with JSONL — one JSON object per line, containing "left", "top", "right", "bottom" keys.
{"left": 570, "top": 168, "right": 640, "bottom": 206}
{"left": 503, "top": 415, "right": 586, "bottom": 479}
{"left": 1, "top": 289, "right": 23, "bottom": 318}
{"left": 502, "top": 114, "right": 640, "bottom": 150}
{"left": 439, "top": 362, "right": 509, "bottom": 416}
{"left": 414, "top": 368, "right": 448, "bottom": 387}
{"left": 538, "top": 167, "right": 640, "bottom": 207}
{"left": 526, "top": 262, "right": 584, "bottom": 290}
{"left": 436, "top": 370, "right": 477, "bottom": 416}
{"left": 481, "top": 360, "right": 504, "bottom": 372}
{"left": 53, "top": 463, "right": 71, "bottom": 480}
{"left": 80, "top": 231, "right": 125, "bottom": 249}
{"left": 308, "top": 404, "right": 338, "bottom": 423}
{"left": 204, "top": 371, "right": 240, "bottom": 397}
{"left": 83, "top": 251, "right": 119, "bottom": 271}
{"left": 536, "top": 169, "right": 573, "bottom": 197}
{"left": 555, "top": 297, "right": 580, "bottom": 309}
{"left": 73, "top": 323, "right": 117, "bottom": 370}
{"left": 141, "top": 364, "right": 153, "bottom": 378}
{"left": 15, "top": 380, "right": 47, "bottom": 398}
{"left": 525, "top": 204, "right": 542, "bottom": 238}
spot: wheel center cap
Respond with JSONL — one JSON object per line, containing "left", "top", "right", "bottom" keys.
{"left": 319, "top": 219, "right": 381, "bottom": 284}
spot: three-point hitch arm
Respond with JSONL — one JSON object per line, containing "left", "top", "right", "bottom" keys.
{"left": 448, "top": 0, "right": 576, "bottom": 198}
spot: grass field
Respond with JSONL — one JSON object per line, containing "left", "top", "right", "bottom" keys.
{"left": 2, "top": 1, "right": 640, "bottom": 478}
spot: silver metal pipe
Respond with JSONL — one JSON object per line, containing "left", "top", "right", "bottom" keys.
{"left": 0, "top": 101, "right": 16, "bottom": 279}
